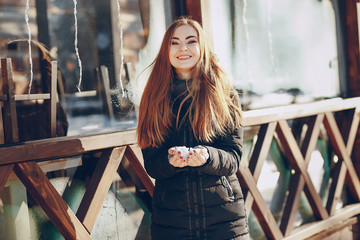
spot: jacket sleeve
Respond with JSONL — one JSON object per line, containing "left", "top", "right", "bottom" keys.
{"left": 142, "top": 144, "right": 186, "bottom": 180}
{"left": 197, "top": 126, "right": 243, "bottom": 176}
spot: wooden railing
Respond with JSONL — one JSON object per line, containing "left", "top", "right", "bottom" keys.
{"left": 0, "top": 97, "right": 360, "bottom": 239}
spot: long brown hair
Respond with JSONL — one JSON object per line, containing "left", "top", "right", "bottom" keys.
{"left": 137, "top": 17, "right": 242, "bottom": 149}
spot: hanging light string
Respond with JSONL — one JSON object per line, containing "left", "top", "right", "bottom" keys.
{"left": 73, "top": 0, "right": 83, "bottom": 92}
{"left": 116, "top": 0, "right": 126, "bottom": 97}
{"left": 25, "top": 0, "right": 34, "bottom": 94}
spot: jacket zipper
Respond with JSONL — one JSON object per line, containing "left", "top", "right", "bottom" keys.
{"left": 185, "top": 123, "right": 201, "bottom": 239}
{"left": 191, "top": 168, "right": 201, "bottom": 239}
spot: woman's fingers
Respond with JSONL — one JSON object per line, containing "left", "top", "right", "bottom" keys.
{"left": 169, "top": 150, "right": 187, "bottom": 167}
{"left": 186, "top": 147, "right": 208, "bottom": 166}
{"left": 168, "top": 147, "right": 176, "bottom": 155}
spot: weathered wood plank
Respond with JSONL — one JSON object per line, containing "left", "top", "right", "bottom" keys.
{"left": 0, "top": 129, "right": 137, "bottom": 166}
{"left": 77, "top": 147, "right": 126, "bottom": 232}
{"left": 283, "top": 203, "right": 360, "bottom": 240}
{"left": 0, "top": 164, "right": 14, "bottom": 195}
{"left": 306, "top": 216, "right": 358, "bottom": 240}
{"left": 125, "top": 145, "right": 155, "bottom": 197}
{"left": 237, "top": 162, "right": 284, "bottom": 239}
{"left": 276, "top": 120, "right": 329, "bottom": 220}
{"left": 14, "top": 161, "right": 91, "bottom": 240}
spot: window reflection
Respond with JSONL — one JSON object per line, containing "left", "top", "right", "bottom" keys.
{"left": 211, "top": 0, "right": 339, "bottom": 110}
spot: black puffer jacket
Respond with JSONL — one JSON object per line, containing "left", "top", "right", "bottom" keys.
{"left": 142, "top": 78, "right": 250, "bottom": 240}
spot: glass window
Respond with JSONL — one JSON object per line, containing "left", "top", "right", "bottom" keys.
{"left": 210, "top": 0, "right": 339, "bottom": 109}
{"left": 0, "top": 0, "right": 173, "bottom": 138}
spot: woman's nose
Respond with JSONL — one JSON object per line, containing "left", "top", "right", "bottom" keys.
{"left": 180, "top": 43, "right": 187, "bottom": 50}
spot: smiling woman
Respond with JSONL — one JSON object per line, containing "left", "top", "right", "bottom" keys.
{"left": 137, "top": 17, "right": 250, "bottom": 240}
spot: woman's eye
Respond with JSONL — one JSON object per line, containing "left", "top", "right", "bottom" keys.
{"left": 171, "top": 41, "right": 179, "bottom": 45}
{"left": 188, "top": 40, "right": 197, "bottom": 44}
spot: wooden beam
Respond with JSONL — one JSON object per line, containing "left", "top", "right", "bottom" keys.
{"left": 283, "top": 203, "right": 360, "bottom": 240}
{"left": 125, "top": 145, "right": 155, "bottom": 197}
{"left": 0, "top": 129, "right": 137, "bottom": 166}
{"left": 306, "top": 216, "right": 358, "bottom": 240}
{"left": 243, "top": 98, "right": 360, "bottom": 127}
{"left": 14, "top": 161, "right": 91, "bottom": 239}
{"left": 77, "top": 147, "right": 126, "bottom": 232}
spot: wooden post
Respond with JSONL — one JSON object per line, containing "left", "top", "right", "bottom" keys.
{"left": 0, "top": 58, "right": 19, "bottom": 144}
{"left": 35, "top": 0, "right": 51, "bottom": 47}
{"left": 185, "top": 0, "right": 213, "bottom": 48}
{"left": 100, "top": 65, "right": 115, "bottom": 120}
{"left": 50, "top": 61, "right": 57, "bottom": 137}
{"left": 344, "top": 0, "right": 360, "bottom": 97}
{"left": 343, "top": 0, "right": 360, "bottom": 183}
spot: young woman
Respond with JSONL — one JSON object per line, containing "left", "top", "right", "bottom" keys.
{"left": 137, "top": 17, "right": 250, "bottom": 240}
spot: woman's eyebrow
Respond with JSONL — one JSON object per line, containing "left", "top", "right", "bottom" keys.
{"left": 171, "top": 35, "right": 197, "bottom": 40}
{"left": 186, "top": 35, "right": 197, "bottom": 39}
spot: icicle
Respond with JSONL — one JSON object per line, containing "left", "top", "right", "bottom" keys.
{"left": 242, "top": 0, "right": 251, "bottom": 89}
{"left": 267, "top": 0, "right": 278, "bottom": 74}
{"left": 242, "top": 0, "right": 250, "bottom": 48}
{"left": 116, "top": 0, "right": 126, "bottom": 97}
{"left": 73, "top": 0, "right": 83, "bottom": 92}
{"left": 25, "top": 0, "right": 34, "bottom": 94}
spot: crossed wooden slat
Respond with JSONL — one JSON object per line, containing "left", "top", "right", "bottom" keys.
{"left": 0, "top": 145, "right": 154, "bottom": 239}
{"left": 280, "top": 115, "right": 325, "bottom": 235}
{"left": 325, "top": 108, "right": 360, "bottom": 215}
{"left": 324, "top": 111, "right": 360, "bottom": 213}
{"left": 238, "top": 109, "right": 360, "bottom": 239}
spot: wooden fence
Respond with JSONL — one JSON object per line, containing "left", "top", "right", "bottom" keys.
{"left": 0, "top": 56, "right": 360, "bottom": 239}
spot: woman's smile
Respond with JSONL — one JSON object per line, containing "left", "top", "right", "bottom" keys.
{"left": 177, "top": 55, "right": 192, "bottom": 60}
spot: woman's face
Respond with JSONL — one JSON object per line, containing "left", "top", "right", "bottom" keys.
{"left": 169, "top": 25, "right": 200, "bottom": 80}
